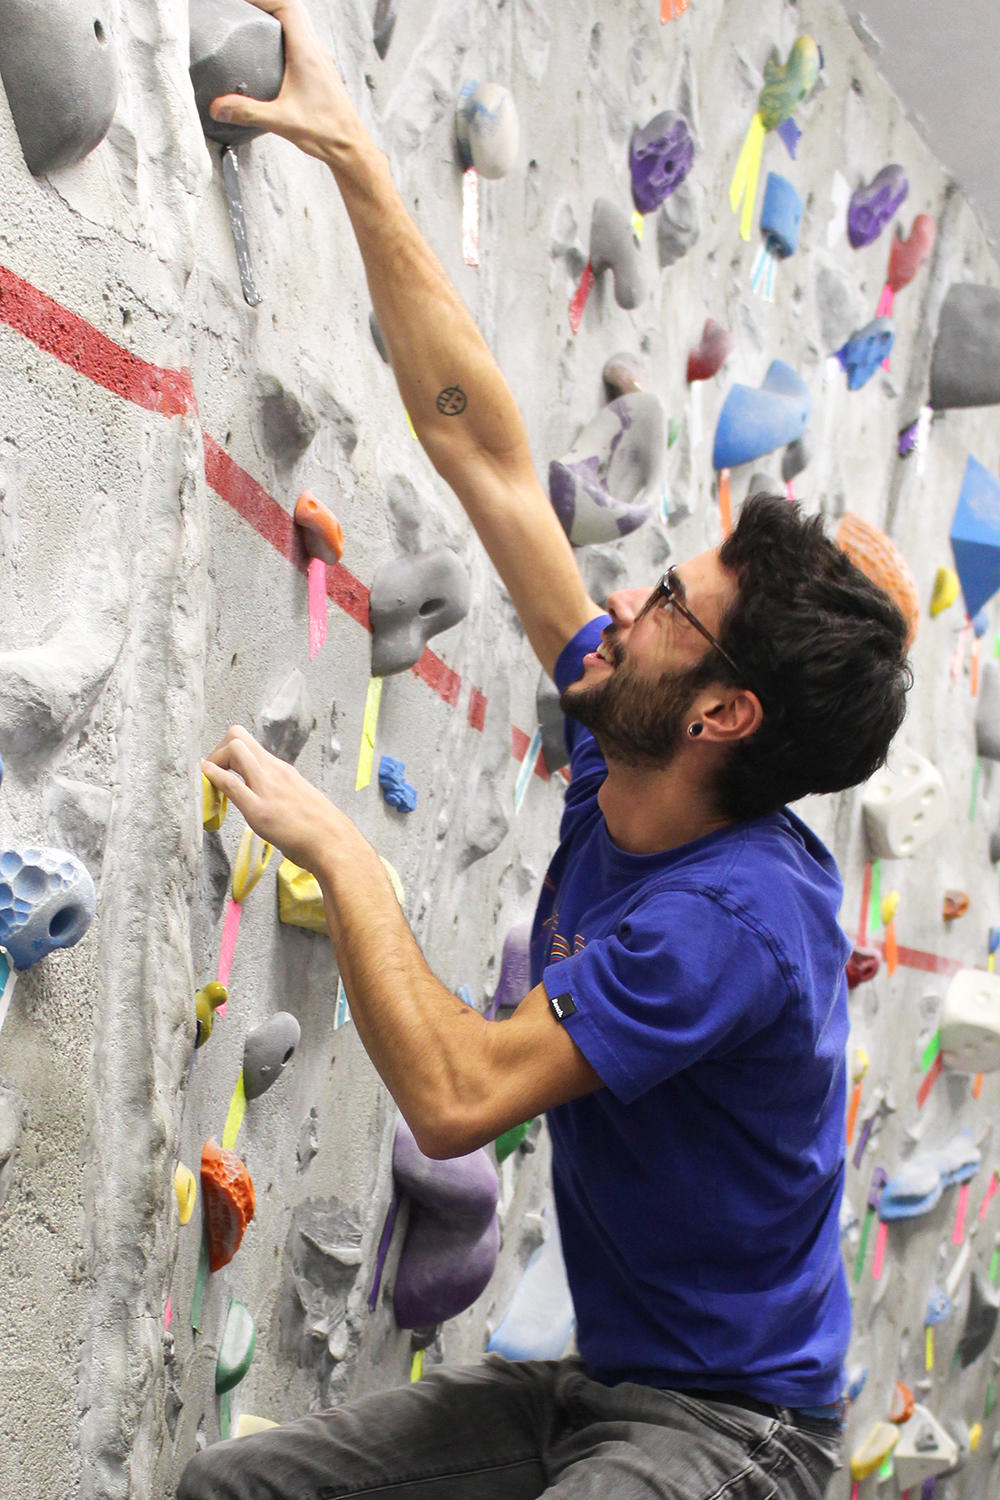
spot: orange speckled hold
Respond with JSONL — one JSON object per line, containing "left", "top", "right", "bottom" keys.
{"left": 889, "top": 1379, "right": 914, "bottom": 1424}
{"left": 295, "top": 490, "right": 344, "bottom": 565}
{"left": 835, "top": 513, "right": 920, "bottom": 648}
{"left": 201, "top": 1139, "right": 256, "bottom": 1272}
{"left": 943, "top": 890, "right": 970, "bottom": 922}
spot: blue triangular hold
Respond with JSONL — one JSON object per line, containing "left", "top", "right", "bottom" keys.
{"left": 712, "top": 360, "right": 810, "bottom": 471}
{"left": 950, "top": 456, "right": 1000, "bottom": 618}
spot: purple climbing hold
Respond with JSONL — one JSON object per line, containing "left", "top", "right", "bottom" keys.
{"left": 847, "top": 165, "right": 909, "bottom": 250}
{"left": 487, "top": 921, "right": 532, "bottom": 1019}
{"left": 776, "top": 116, "right": 801, "bottom": 159}
{"left": 391, "top": 1117, "right": 500, "bottom": 1329}
{"left": 548, "top": 393, "right": 666, "bottom": 546}
{"left": 836, "top": 317, "right": 895, "bottom": 390}
{"left": 378, "top": 755, "right": 417, "bottom": 813}
{"left": 897, "top": 418, "right": 920, "bottom": 458}
{"left": 628, "top": 110, "right": 694, "bottom": 215}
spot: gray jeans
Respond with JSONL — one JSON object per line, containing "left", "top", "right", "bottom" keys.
{"left": 177, "top": 1356, "right": 843, "bottom": 1500}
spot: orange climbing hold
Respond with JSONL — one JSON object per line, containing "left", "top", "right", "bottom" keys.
{"left": 889, "top": 1380, "right": 914, "bottom": 1423}
{"left": 200, "top": 1138, "right": 256, "bottom": 1272}
{"left": 295, "top": 490, "right": 345, "bottom": 565}
{"left": 943, "top": 890, "right": 970, "bottom": 922}
{"left": 835, "top": 513, "right": 919, "bottom": 648}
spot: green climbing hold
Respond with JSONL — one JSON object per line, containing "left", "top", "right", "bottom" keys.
{"left": 495, "top": 1119, "right": 532, "bottom": 1163}
{"left": 216, "top": 1299, "right": 257, "bottom": 1395}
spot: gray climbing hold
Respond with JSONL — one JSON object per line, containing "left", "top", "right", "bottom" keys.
{"left": 455, "top": 80, "right": 519, "bottom": 180}
{"left": 781, "top": 437, "right": 810, "bottom": 483}
{"left": 372, "top": 0, "right": 398, "bottom": 59}
{"left": 0, "top": 0, "right": 119, "bottom": 176}
{"left": 243, "top": 1011, "right": 301, "bottom": 1100}
{"left": 976, "top": 661, "right": 1000, "bottom": 761}
{"left": 930, "top": 285, "right": 1000, "bottom": 411}
{"left": 590, "top": 199, "right": 644, "bottom": 310}
{"left": 369, "top": 549, "right": 470, "bottom": 677}
{"left": 959, "top": 1273, "right": 1000, "bottom": 1368}
{"left": 259, "top": 668, "right": 312, "bottom": 764}
{"left": 257, "top": 375, "right": 318, "bottom": 464}
{"left": 748, "top": 471, "right": 782, "bottom": 497}
{"left": 0, "top": 1083, "right": 22, "bottom": 1213}
{"left": 189, "top": 0, "right": 285, "bottom": 146}
{"left": 602, "top": 352, "right": 646, "bottom": 401}
{"left": 549, "top": 393, "right": 666, "bottom": 546}
{"left": 0, "top": 846, "right": 95, "bottom": 970}
{"left": 656, "top": 180, "right": 699, "bottom": 268}
{"left": 536, "top": 673, "right": 568, "bottom": 774}
{"left": 990, "top": 825, "right": 1000, "bottom": 866}
{"left": 369, "top": 311, "right": 390, "bottom": 364}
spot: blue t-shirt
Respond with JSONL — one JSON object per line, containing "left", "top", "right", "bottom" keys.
{"left": 533, "top": 616, "right": 852, "bottom": 1406}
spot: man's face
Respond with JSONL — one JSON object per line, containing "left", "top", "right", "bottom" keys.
{"left": 561, "top": 549, "right": 738, "bottom": 768}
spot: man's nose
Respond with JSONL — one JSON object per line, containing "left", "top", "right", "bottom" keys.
{"left": 605, "top": 586, "right": 653, "bottom": 626}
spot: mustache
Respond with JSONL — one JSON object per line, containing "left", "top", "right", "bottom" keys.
{"left": 601, "top": 626, "right": 626, "bottom": 668}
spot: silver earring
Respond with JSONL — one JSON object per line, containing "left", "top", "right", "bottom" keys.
{"left": 687, "top": 722, "right": 703, "bottom": 738}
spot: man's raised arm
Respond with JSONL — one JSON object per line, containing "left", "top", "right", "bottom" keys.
{"left": 211, "top": 0, "right": 604, "bottom": 678}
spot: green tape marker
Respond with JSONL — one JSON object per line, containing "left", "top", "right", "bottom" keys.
{"left": 921, "top": 1030, "right": 942, "bottom": 1073}
{"left": 870, "top": 860, "right": 882, "bottom": 933}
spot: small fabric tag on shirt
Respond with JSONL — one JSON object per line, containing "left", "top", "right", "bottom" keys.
{"left": 549, "top": 991, "right": 578, "bottom": 1022}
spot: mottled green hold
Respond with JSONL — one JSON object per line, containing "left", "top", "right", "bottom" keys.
{"left": 667, "top": 418, "right": 681, "bottom": 449}
{"left": 758, "top": 37, "right": 821, "bottom": 132}
{"left": 496, "top": 1120, "right": 533, "bottom": 1163}
{"left": 216, "top": 1299, "right": 257, "bottom": 1394}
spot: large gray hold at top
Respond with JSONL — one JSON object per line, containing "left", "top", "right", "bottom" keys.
{"left": 189, "top": 0, "right": 285, "bottom": 147}
{"left": 369, "top": 549, "right": 471, "bottom": 677}
{"left": 930, "top": 284, "right": 1000, "bottom": 411}
{"left": 0, "top": 0, "right": 119, "bottom": 175}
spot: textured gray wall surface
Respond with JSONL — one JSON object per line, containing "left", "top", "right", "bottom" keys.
{"left": 0, "top": 2, "right": 999, "bottom": 1497}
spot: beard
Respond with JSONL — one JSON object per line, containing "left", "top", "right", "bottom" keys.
{"left": 561, "top": 628, "right": 709, "bottom": 769}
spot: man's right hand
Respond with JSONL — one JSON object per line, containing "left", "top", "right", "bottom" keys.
{"left": 209, "top": 0, "right": 361, "bottom": 164}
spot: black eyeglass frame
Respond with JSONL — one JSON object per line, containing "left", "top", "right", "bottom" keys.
{"left": 637, "top": 566, "right": 746, "bottom": 682}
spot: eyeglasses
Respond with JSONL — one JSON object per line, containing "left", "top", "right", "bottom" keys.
{"left": 637, "top": 566, "right": 745, "bottom": 680}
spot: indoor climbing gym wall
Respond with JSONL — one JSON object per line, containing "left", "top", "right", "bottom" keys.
{"left": 3, "top": 0, "right": 1000, "bottom": 1496}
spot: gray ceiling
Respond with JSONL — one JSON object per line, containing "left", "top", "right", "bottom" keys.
{"left": 840, "top": 2, "right": 998, "bottom": 248}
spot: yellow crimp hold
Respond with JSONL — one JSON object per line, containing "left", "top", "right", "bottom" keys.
{"left": 852, "top": 1046, "right": 869, "bottom": 1083}
{"left": 930, "top": 566, "right": 959, "bottom": 618}
{"left": 410, "top": 1348, "right": 424, "bottom": 1382}
{"left": 235, "top": 1415, "right": 279, "bottom": 1439}
{"left": 278, "top": 859, "right": 327, "bottom": 932}
{"left": 279, "top": 856, "right": 406, "bottom": 932}
{"left": 631, "top": 210, "right": 644, "bottom": 243}
{"left": 881, "top": 891, "right": 900, "bottom": 925}
{"left": 850, "top": 1421, "right": 900, "bottom": 1480}
{"left": 970, "top": 1422, "right": 982, "bottom": 1452}
{"left": 232, "top": 827, "right": 274, "bottom": 904}
{"left": 174, "top": 1163, "right": 197, "bottom": 1225}
{"left": 196, "top": 981, "right": 228, "bottom": 1048}
{"left": 202, "top": 772, "right": 228, "bottom": 831}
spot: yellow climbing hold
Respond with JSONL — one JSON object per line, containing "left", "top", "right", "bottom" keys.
{"left": 380, "top": 857, "right": 405, "bottom": 907}
{"left": 852, "top": 1046, "right": 869, "bottom": 1082}
{"left": 930, "top": 566, "right": 959, "bottom": 618}
{"left": 881, "top": 891, "right": 900, "bottom": 926}
{"left": 196, "top": 981, "right": 228, "bottom": 1047}
{"left": 174, "top": 1163, "right": 197, "bottom": 1224}
{"left": 232, "top": 827, "right": 274, "bottom": 904}
{"left": 970, "top": 1422, "right": 982, "bottom": 1452}
{"left": 850, "top": 1421, "right": 900, "bottom": 1480}
{"left": 277, "top": 858, "right": 327, "bottom": 933}
{"left": 202, "top": 773, "right": 228, "bottom": 831}
{"left": 236, "top": 1414, "right": 279, "bottom": 1438}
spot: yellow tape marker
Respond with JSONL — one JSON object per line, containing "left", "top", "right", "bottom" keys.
{"left": 631, "top": 210, "right": 644, "bottom": 242}
{"left": 405, "top": 409, "right": 418, "bottom": 441}
{"left": 222, "top": 1071, "right": 247, "bottom": 1151}
{"left": 356, "top": 676, "right": 384, "bottom": 790}
{"left": 410, "top": 1348, "right": 424, "bottom": 1382}
{"left": 729, "top": 113, "right": 765, "bottom": 241}
{"left": 925, "top": 1324, "right": 934, "bottom": 1370}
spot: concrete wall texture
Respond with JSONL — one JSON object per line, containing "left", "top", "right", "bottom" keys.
{"left": 1, "top": 1, "right": 999, "bottom": 1496}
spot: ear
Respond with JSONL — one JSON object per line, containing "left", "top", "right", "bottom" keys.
{"left": 695, "top": 687, "right": 763, "bottom": 744}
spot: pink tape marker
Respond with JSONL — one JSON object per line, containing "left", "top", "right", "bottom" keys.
{"left": 871, "top": 1220, "right": 889, "bottom": 1280}
{"left": 462, "top": 168, "right": 480, "bottom": 267}
{"left": 164, "top": 1295, "right": 173, "bottom": 1330}
{"left": 569, "top": 261, "right": 595, "bottom": 334}
{"left": 216, "top": 898, "right": 243, "bottom": 1008}
{"left": 979, "top": 1172, "right": 998, "bottom": 1221}
{"left": 307, "top": 556, "right": 328, "bottom": 660}
{"left": 953, "top": 1182, "right": 970, "bottom": 1245}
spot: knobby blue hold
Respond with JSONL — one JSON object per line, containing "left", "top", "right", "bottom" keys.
{"left": 760, "top": 173, "right": 802, "bottom": 258}
{"left": 379, "top": 755, "right": 417, "bottom": 813}
{"left": 0, "top": 845, "right": 95, "bottom": 970}
{"left": 950, "top": 456, "right": 1000, "bottom": 619}
{"left": 712, "top": 361, "right": 810, "bottom": 471}
{"left": 836, "top": 317, "right": 895, "bottom": 390}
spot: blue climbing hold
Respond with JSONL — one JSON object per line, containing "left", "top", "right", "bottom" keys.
{"left": 0, "top": 845, "right": 95, "bottom": 970}
{"left": 760, "top": 172, "right": 802, "bottom": 258}
{"left": 972, "top": 607, "right": 991, "bottom": 638}
{"left": 712, "top": 361, "right": 810, "bottom": 471}
{"left": 836, "top": 317, "right": 895, "bottom": 391}
{"left": 379, "top": 756, "right": 417, "bottom": 813}
{"left": 950, "top": 456, "right": 1000, "bottom": 619}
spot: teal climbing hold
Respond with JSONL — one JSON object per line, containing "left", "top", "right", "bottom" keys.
{"left": 216, "top": 1299, "right": 256, "bottom": 1394}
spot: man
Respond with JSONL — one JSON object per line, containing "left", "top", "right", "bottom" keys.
{"left": 184, "top": 3, "right": 911, "bottom": 1496}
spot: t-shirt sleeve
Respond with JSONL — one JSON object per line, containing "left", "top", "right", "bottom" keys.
{"left": 553, "top": 613, "right": 611, "bottom": 789}
{"left": 543, "top": 890, "right": 790, "bottom": 1103}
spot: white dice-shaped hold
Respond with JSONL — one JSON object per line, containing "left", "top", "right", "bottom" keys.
{"left": 861, "top": 749, "right": 948, "bottom": 858}
{"left": 892, "top": 1406, "right": 959, "bottom": 1492}
{"left": 940, "top": 969, "right": 1000, "bottom": 1072}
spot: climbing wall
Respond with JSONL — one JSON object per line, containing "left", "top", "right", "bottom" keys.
{"left": 2, "top": 1, "right": 1000, "bottom": 1497}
